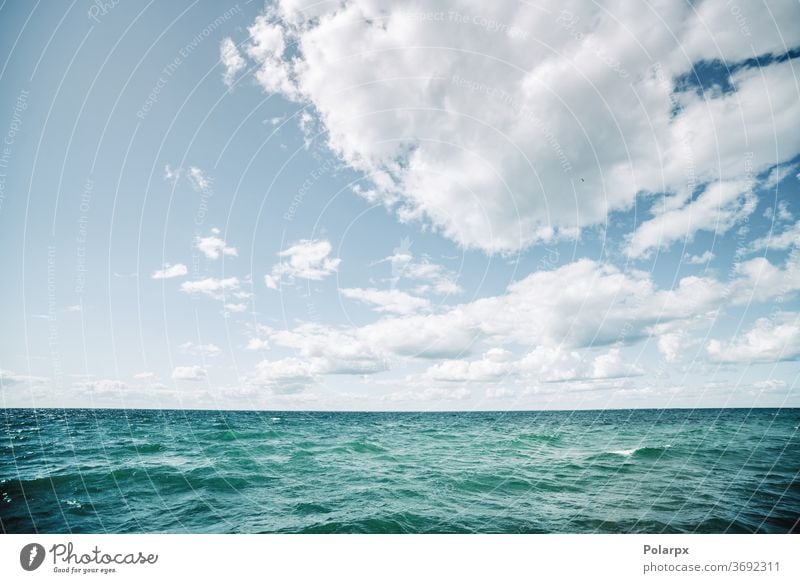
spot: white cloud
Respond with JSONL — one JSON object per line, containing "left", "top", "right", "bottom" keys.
{"left": 240, "top": 252, "right": 800, "bottom": 397}
{"left": 707, "top": 313, "right": 800, "bottom": 363}
{"left": 0, "top": 369, "right": 47, "bottom": 387}
{"left": 421, "top": 346, "right": 641, "bottom": 385}
{"left": 628, "top": 180, "right": 755, "bottom": 258}
{"left": 220, "top": 37, "right": 246, "bottom": 87}
{"left": 187, "top": 167, "right": 211, "bottom": 192}
{"left": 265, "top": 239, "right": 340, "bottom": 288}
{"left": 776, "top": 201, "right": 794, "bottom": 222}
{"left": 180, "top": 277, "right": 241, "bottom": 300}
{"left": 245, "top": 14, "right": 298, "bottom": 98}
{"left": 764, "top": 201, "right": 793, "bottom": 223}
{"left": 231, "top": 1, "right": 800, "bottom": 254}
{"left": 657, "top": 332, "right": 684, "bottom": 363}
{"left": 224, "top": 302, "right": 248, "bottom": 313}
{"left": 67, "top": 252, "right": 800, "bottom": 402}
{"left": 269, "top": 323, "right": 392, "bottom": 373}
{"left": 74, "top": 379, "right": 128, "bottom": 394}
{"left": 517, "top": 346, "right": 586, "bottom": 383}
{"left": 133, "top": 372, "right": 156, "bottom": 380}
{"left": 730, "top": 255, "right": 800, "bottom": 304}
{"left": 405, "top": 260, "right": 462, "bottom": 295}
{"left": 423, "top": 349, "right": 516, "bottom": 383}
{"left": 66, "top": 304, "right": 82, "bottom": 312}
{"left": 376, "top": 237, "right": 462, "bottom": 295}
{"left": 762, "top": 162, "right": 800, "bottom": 191}
{"left": 163, "top": 164, "right": 181, "bottom": 183}
{"left": 591, "top": 348, "right": 644, "bottom": 380}
{"left": 683, "top": 251, "right": 714, "bottom": 265}
{"left": 748, "top": 221, "right": 800, "bottom": 253}
{"left": 195, "top": 228, "right": 238, "bottom": 260}
{"left": 179, "top": 342, "right": 222, "bottom": 358}
{"left": 341, "top": 287, "right": 431, "bottom": 315}
{"left": 259, "top": 258, "right": 742, "bottom": 381}
{"left": 246, "top": 14, "right": 287, "bottom": 61}
{"left": 680, "top": 1, "right": 800, "bottom": 63}
{"left": 246, "top": 338, "right": 270, "bottom": 351}
{"left": 248, "top": 357, "right": 315, "bottom": 394}
{"left": 776, "top": 204, "right": 800, "bottom": 221}
{"left": 152, "top": 263, "right": 188, "bottom": 279}
{"left": 753, "top": 379, "right": 787, "bottom": 391}
{"left": 171, "top": 366, "right": 208, "bottom": 382}
{"left": 467, "top": 259, "right": 726, "bottom": 349}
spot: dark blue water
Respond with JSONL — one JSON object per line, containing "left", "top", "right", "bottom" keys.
{"left": 1, "top": 408, "right": 798, "bottom": 533}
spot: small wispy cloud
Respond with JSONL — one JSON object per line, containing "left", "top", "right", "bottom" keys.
{"left": 683, "top": 251, "right": 714, "bottom": 265}
{"left": 195, "top": 228, "right": 237, "bottom": 260}
{"left": 187, "top": 167, "right": 211, "bottom": 192}
{"left": 163, "top": 164, "right": 181, "bottom": 183}
{"left": 152, "top": 263, "right": 188, "bottom": 279}
{"left": 180, "top": 277, "right": 240, "bottom": 300}
{"left": 171, "top": 366, "right": 208, "bottom": 382}
{"left": 180, "top": 342, "right": 222, "bottom": 358}
{"left": 341, "top": 287, "right": 431, "bottom": 315}
{"left": 220, "top": 37, "right": 246, "bottom": 87}
{"left": 265, "top": 239, "right": 340, "bottom": 289}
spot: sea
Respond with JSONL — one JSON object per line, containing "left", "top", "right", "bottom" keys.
{"left": 1, "top": 408, "right": 798, "bottom": 533}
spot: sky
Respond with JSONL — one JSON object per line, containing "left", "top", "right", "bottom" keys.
{"left": 0, "top": 0, "right": 799, "bottom": 411}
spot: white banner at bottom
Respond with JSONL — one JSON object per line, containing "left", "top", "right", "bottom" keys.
{"left": 1, "top": 534, "right": 796, "bottom": 582}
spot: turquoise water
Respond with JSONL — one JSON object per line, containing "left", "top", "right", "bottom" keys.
{"left": 1, "top": 408, "right": 798, "bottom": 533}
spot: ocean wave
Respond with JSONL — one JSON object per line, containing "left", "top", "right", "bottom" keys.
{"left": 0, "top": 464, "right": 282, "bottom": 502}
{"left": 295, "top": 512, "right": 469, "bottom": 534}
{"left": 120, "top": 442, "right": 167, "bottom": 454}
{"left": 606, "top": 445, "right": 672, "bottom": 458}
{"left": 331, "top": 440, "right": 388, "bottom": 454}
{"left": 511, "top": 432, "right": 562, "bottom": 445}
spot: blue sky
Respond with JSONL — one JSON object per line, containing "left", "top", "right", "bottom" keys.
{"left": 1, "top": 0, "right": 799, "bottom": 410}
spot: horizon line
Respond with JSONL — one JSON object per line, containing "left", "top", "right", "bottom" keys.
{"left": 3, "top": 405, "right": 797, "bottom": 414}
